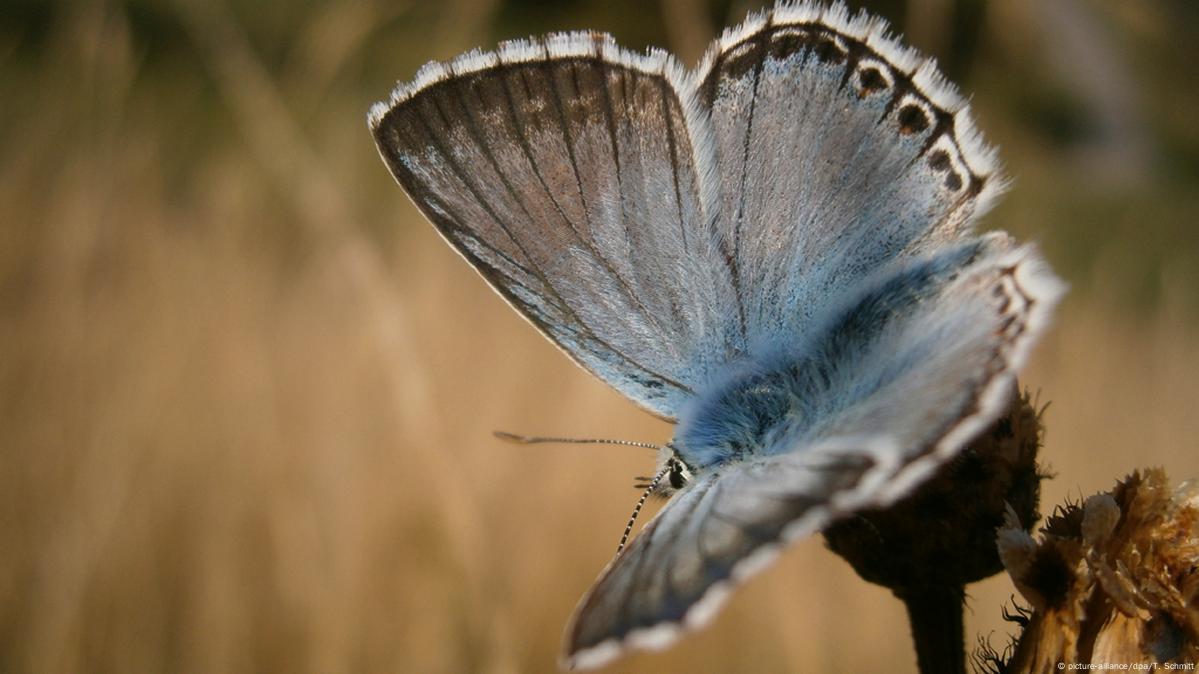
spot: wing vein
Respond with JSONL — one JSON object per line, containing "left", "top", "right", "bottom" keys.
{"left": 501, "top": 65, "right": 675, "bottom": 345}
{"left": 594, "top": 59, "right": 637, "bottom": 285}
{"left": 658, "top": 79, "right": 690, "bottom": 255}
{"left": 429, "top": 79, "right": 691, "bottom": 391}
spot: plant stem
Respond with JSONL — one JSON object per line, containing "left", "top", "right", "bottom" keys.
{"left": 898, "top": 584, "right": 966, "bottom": 674}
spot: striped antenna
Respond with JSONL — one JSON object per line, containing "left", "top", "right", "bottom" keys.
{"left": 493, "top": 431, "right": 659, "bottom": 451}
{"left": 617, "top": 465, "right": 668, "bottom": 555}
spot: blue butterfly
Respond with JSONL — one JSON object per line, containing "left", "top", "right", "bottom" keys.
{"left": 369, "top": 1, "right": 1064, "bottom": 669}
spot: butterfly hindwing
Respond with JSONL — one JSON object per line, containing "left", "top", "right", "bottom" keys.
{"left": 565, "top": 441, "right": 882, "bottom": 670}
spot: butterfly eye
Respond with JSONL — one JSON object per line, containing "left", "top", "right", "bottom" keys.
{"left": 667, "top": 457, "right": 690, "bottom": 490}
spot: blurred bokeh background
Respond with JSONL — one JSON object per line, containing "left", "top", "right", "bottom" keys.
{"left": 2, "top": 0, "right": 1197, "bottom": 672}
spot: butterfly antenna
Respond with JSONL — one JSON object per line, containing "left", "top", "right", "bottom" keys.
{"left": 493, "top": 431, "right": 659, "bottom": 451}
{"left": 617, "top": 465, "right": 668, "bottom": 555}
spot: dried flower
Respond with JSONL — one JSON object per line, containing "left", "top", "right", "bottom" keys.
{"left": 987, "top": 469, "right": 1199, "bottom": 671}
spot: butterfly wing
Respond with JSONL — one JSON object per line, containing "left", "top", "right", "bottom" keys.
{"left": 564, "top": 236, "right": 1065, "bottom": 669}
{"left": 566, "top": 433, "right": 897, "bottom": 670}
{"left": 698, "top": 3, "right": 1007, "bottom": 347}
{"left": 370, "top": 36, "right": 738, "bottom": 419}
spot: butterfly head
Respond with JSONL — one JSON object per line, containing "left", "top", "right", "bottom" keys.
{"left": 617, "top": 444, "right": 700, "bottom": 555}
{"left": 655, "top": 444, "right": 696, "bottom": 497}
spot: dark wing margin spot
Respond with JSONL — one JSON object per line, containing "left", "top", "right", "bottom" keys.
{"left": 945, "top": 171, "right": 963, "bottom": 192}
{"left": 928, "top": 149, "right": 952, "bottom": 170}
{"left": 858, "top": 67, "right": 887, "bottom": 95}
{"left": 813, "top": 34, "right": 848, "bottom": 64}
{"left": 898, "top": 103, "right": 930, "bottom": 134}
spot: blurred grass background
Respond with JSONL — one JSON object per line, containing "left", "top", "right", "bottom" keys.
{"left": 2, "top": 0, "right": 1198, "bottom": 672}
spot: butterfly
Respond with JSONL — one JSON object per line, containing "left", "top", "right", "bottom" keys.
{"left": 369, "top": 1, "right": 1064, "bottom": 669}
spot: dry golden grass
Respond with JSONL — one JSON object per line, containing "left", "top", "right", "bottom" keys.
{"left": 2, "top": 1, "right": 1197, "bottom": 673}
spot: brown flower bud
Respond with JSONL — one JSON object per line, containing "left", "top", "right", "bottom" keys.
{"left": 824, "top": 386, "right": 1045, "bottom": 593}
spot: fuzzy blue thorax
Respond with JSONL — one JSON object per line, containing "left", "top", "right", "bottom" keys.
{"left": 672, "top": 238, "right": 994, "bottom": 474}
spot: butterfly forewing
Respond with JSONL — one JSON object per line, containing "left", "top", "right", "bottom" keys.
{"left": 371, "top": 38, "right": 738, "bottom": 419}
{"left": 698, "top": 5, "right": 1005, "bottom": 347}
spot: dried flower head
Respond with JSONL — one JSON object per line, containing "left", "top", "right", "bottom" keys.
{"left": 988, "top": 468, "right": 1199, "bottom": 670}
